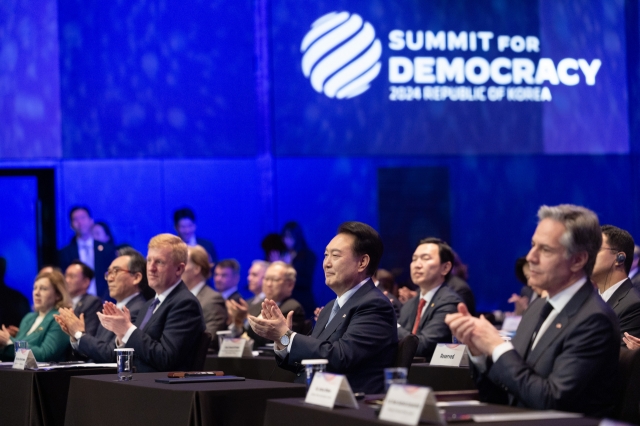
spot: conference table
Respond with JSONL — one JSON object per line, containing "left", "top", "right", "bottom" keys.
{"left": 0, "top": 365, "right": 115, "bottom": 426}
{"left": 64, "top": 372, "right": 307, "bottom": 426}
{"left": 264, "top": 398, "right": 600, "bottom": 426}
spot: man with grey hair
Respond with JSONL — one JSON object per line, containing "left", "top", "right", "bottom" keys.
{"left": 446, "top": 204, "right": 619, "bottom": 417}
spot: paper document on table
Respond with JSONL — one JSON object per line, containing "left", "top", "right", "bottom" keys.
{"left": 36, "top": 363, "right": 117, "bottom": 370}
{"left": 472, "top": 411, "right": 582, "bottom": 422}
{"left": 436, "top": 400, "right": 484, "bottom": 407}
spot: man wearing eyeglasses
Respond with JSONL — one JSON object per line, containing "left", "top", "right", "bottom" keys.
{"left": 55, "top": 248, "right": 147, "bottom": 362}
{"left": 228, "top": 261, "right": 306, "bottom": 348}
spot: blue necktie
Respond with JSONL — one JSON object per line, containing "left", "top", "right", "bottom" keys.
{"left": 138, "top": 298, "right": 160, "bottom": 330}
{"left": 325, "top": 300, "right": 341, "bottom": 328}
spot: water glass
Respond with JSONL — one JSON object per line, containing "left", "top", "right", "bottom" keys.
{"left": 114, "top": 348, "right": 135, "bottom": 381}
{"left": 14, "top": 341, "right": 29, "bottom": 353}
{"left": 384, "top": 367, "right": 408, "bottom": 391}
{"left": 216, "top": 330, "right": 232, "bottom": 351}
{"left": 301, "top": 359, "right": 328, "bottom": 390}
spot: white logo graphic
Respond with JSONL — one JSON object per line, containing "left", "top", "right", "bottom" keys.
{"left": 301, "top": 12, "right": 382, "bottom": 99}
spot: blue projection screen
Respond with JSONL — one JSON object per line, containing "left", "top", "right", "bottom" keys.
{"left": 271, "top": 0, "right": 628, "bottom": 156}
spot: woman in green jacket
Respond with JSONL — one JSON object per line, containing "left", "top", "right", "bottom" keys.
{"left": 0, "top": 270, "right": 72, "bottom": 362}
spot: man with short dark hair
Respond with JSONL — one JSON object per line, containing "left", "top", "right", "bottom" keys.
{"left": 173, "top": 207, "right": 217, "bottom": 263}
{"left": 65, "top": 261, "right": 102, "bottom": 336}
{"left": 214, "top": 259, "right": 242, "bottom": 302}
{"left": 55, "top": 248, "right": 147, "bottom": 362}
{"left": 398, "top": 238, "right": 462, "bottom": 359}
{"left": 58, "top": 206, "right": 116, "bottom": 300}
{"left": 446, "top": 204, "right": 619, "bottom": 417}
{"left": 249, "top": 221, "right": 397, "bottom": 394}
{"left": 592, "top": 225, "right": 640, "bottom": 343}
{"left": 630, "top": 245, "right": 640, "bottom": 289}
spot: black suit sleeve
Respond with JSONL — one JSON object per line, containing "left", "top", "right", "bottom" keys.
{"left": 82, "top": 298, "right": 103, "bottom": 336}
{"left": 77, "top": 333, "right": 116, "bottom": 363}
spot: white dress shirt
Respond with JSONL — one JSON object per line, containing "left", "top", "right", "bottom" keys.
{"left": 189, "top": 281, "right": 207, "bottom": 297}
{"left": 221, "top": 286, "right": 239, "bottom": 301}
{"left": 77, "top": 237, "right": 97, "bottom": 296}
{"left": 599, "top": 278, "right": 627, "bottom": 302}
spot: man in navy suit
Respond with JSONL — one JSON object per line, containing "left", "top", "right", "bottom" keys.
{"left": 58, "top": 206, "right": 116, "bottom": 300}
{"left": 249, "top": 221, "right": 397, "bottom": 394}
{"left": 592, "top": 225, "right": 640, "bottom": 343}
{"left": 174, "top": 207, "right": 218, "bottom": 263}
{"left": 97, "top": 234, "right": 204, "bottom": 372}
{"left": 64, "top": 260, "right": 102, "bottom": 336}
{"left": 398, "top": 238, "right": 462, "bottom": 359}
{"left": 446, "top": 204, "right": 619, "bottom": 417}
{"left": 56, "top": 248, "right": 147, "bottom": 362}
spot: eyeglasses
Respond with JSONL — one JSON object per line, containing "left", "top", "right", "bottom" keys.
{"left": 104, "top": 267, "right": 133, "bottom": 279}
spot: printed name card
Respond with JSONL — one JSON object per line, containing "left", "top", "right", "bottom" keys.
{"left": 379, "top": 385, "right": 444, "bottom": 425}
{"left": 13, "top": 349, "right": 38, "bottom": 370}
{"left": 304, "top": 372, "right": 358, "bottom": 409}
{"left": 218, "top": 338, "right": 253, "bottom": 358}
{"left": 501, "top": 316, "right": 522, "bottom": 333}
{"left": 429, "top": 343, "right": 469, "bottom": 367}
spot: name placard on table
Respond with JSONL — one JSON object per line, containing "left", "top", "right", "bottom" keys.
{"left": 379, "top": 384, "right": 444, "bottom": 425}
{"left": 304, "top": 372, "right": 358, "bottom": 409}
{"left": 429, "top": 343, "right": 469, "bottom": 367}
{"left": 218, "top": 338, "right": 253, "bottom": 358}
{"left": 13, "top": 349, "right": 38, "bottom": 370}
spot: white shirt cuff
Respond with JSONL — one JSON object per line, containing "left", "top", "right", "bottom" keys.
{"left": 70, "top": 337, "right": 80, "bottom": 350}
{"left": 491, "top": 341, "right": 515, "bottom": 363}
{"left": 467, "top": 347, "right": 488, "bottom": 373}
{"left": 121, "top": 325, "right": 137, "bottom": 345}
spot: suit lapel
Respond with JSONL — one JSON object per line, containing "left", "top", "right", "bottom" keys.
{"left": 419, "top": 286, "right": 445, "bottom": 328}
{"left": 139, "top": 282, "right": 183, "bottom": 330}
{"left": 512, "top": 298, "right": 544, "bottom": 356}
{"left": 316, "top": 280, "right": 374, "bottom": 340}
{"left": 312, "top": 300, "right": 333, "bottom": 337}
{"left": 607, "top": 279, "right": 632, "bottom": 310}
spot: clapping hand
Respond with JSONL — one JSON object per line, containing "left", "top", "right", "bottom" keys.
{"left": 97, "top": 302, "right": 132, "bottom": 339}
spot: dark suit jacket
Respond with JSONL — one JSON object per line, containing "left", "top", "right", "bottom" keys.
{"left": 446, "top": 276, "right": 476, "bottom": 316}
{"left": 224, "top": 290, "right": 242, "bottom": 303}
{"left": 630, "top": 271, "right": 640, "bottom": 290}
{"left": 247, "top": 297, "right": 305, "bottom": 347}
{"left": 291, "top": 248, "right": 317, "bottom": 318}
{"left": 58, "top": 239, "right": 116, "bottom": 300}
{"left": 196, "top": 285, "right": 228, "bottom": 350}
{"left": 0, "top": 283, "right": 30, "bottom": 327}
{"left": 196, "top": 237, "right": 218, "bottom": 263}
{"left": 277, "top": 280, "right": 398, "bottom": 394}
{"left": 1, "top": 310, "right": 69, "bottom": 362}
{"left": 398, "top": 284, "right": 462, "bottom": 359}
{"left": 74, "top": 294, "right": 102, "bottom": 336}
{"left": 77, "top": 293, "right": 146, "bottom": 363}
{"left": 125, "top": 282, "right": 205, "bottom": 372}
{"left": 473, "top": 281, "right": 619, "bottom": 417}
{"left": 606, "top": 278, "right": 640, "bottom": 344}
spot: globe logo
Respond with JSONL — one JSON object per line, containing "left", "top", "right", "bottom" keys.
{"left": 301, "top": 12, "right": 382, "bottom": 99}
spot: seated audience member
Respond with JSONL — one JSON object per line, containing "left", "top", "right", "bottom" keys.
{"left": 261, "top": 233, "right": 291, "bottom": 263}
{"left": 0, "top": 271, "right": 70, "bottom": 362}
{"left": 282, "top": 221, "right": 317, "bottom": 318}
{"left": 65, "top": 260, "right": 102, "bottom": 336}
{"left": 446, "top": 204, "right": 619, "bottom": 417}
{"left": 508, "top": 257, "right": 533, "bottom": 315}
{"left": 92, "top": 221, "right": 114, "bottom": 244}
{"left": 97, "top": 234, "right": 205, "bottom": 372}
{"left": 229, "top": 261, "right": 305, "bottom": 347}
{"left": 174, "top": 207, "right": 218, "bottom": 263}
{"left": 247, "top": 260, "right": 268, "bottom": 305}
{"left": 374, "top": 268, "right": 401, "bottom": 317}
{"left": 58, "top": 206, "right": 116, "bottom": 300}
{"left": 447, "top": 251, "right": 476, "bottom": 316}
{"left": 0, "top": 257, "right": 31, "bottom": 336}
{"left": 398, "top": 238, "right": 462, "bottom": 359}
{"left": 182, "top": 245, "right": 227, "bottom": 350}
{"left": 249, "top": 222, "right": 397, "bottom": 394}
{"left": 214, "top": 259, "right": 242, "bottom": 302}
{"left": 55, "top": 248, "right": 147, "bottom": 362}
{"left": 630, "top": 245, "right": 640, "bottom": 288}
{"left": 592, "top": 225, "right": 640, "bottom": 343}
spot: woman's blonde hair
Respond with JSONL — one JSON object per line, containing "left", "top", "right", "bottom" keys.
{"left": 35, "top": 270, "right": 72, "bottom": 310}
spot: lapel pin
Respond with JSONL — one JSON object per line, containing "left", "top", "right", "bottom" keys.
{"left": 39, "top": 327, "right": 43, "bottom": 331}
{"left": 98, "top": 245, "right": 104, "bottom": 251}
{"left": 431, "top": 303, "right": 435, "bottom": 307}
{"left": 342, "top": 314, "right": 346, "bottom": 318}
{"left": 556, "top": 323, "right": 562, "bottom": 329}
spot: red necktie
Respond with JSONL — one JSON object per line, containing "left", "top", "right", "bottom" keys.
{"left": 412, "top": 298, "right": 427, "bottom": 335}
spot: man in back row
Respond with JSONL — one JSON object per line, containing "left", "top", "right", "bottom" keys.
{"left": 249, "top": 221, "right": 397, "bottom": 394}
{"left": 447, "top": 204, "right": 619, "bottom": 417}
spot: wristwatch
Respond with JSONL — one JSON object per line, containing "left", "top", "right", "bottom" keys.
{"left": 279, "top": 330, "right": 293, "bottom": 346}
{"left": 74, "top": 331, "right": 84, "bottom": 341}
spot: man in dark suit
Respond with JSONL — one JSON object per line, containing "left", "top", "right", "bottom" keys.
{"left": 447, "top": 204, "right": 619, "bottom": 417}
{"left": 64, "top": 260, "right": 102, "bottom": 336}
{"left": 246, "top": 260, "right": 268, "bottom": 306}
{"left": 55, "top": 248, "right": 147, "bottom": 362}
{"left": 214, "top": 259, "right": 242, "bottom": 302}
{"left": 592, "top": 225, "right": 640, "bottom": 342}
{"left": 0, "top": 257, "right": 30, "bottom": 334}
{"left": 97, "top": 234, "right": 205, "bottom": 372}
{"left": 174, "top": 207, "right": 218, "bottom": 263}
{"left": 58, "top": 206, "right": 116, "bottom": 300}
{"left": 398, "top": 238, "right": 462, "bottom": 359}
{"left": 249, "top": 222, "right": 398, "bottom": 394}
{"left": 229, "top": 261, "right": 305, "bottom": 347}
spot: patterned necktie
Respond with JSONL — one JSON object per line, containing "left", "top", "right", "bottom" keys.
{"left": 138, "top": 298, "right": 160, "bottom": 330}
{"left": 412, "top": 298, "right": 427, "bottom": 334}
{"left": 324, "top": 300, "right": 341, "bottom": 328}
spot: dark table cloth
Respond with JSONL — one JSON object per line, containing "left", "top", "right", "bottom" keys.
{"left": 204, "top": 354, "right": 296, "bottom": 382}
{"left": 407, "top": 363, "right": 476, "bottom": 391}
{"left": 64, "top": 372, "right": 306, "bottom": 426}
{"left": 0, "top": 366, "right": 115, "bottom": 426}
{"left": 264, "top": 398, "right": 600, "bottom": 426}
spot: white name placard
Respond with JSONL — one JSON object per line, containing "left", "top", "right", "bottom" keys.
{"left": 501, "top": 316, "right": 522, "bottom": 333}
{"left": 379, "top": 384, "right": 444, "bottom": 425}
{"left": 304, "top": 372, "right": 358, "bottom": 409}
{"left": 218, "top": 338, "right": 253, "bottom": 358}
{"left": 13, "top": 349, "right": 38, "bottom": 370}
{"left": 429, "top": 343, "right": 469, "bottom": 367}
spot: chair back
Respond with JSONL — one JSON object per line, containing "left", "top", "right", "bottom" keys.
{"left": 394, "top": 334, "right": 419, "bottom": 370}
{"left": 614, "top": 347, "right": 640, "bottom": 424}
{"left": 190, "top": 331, "right": 212, "bottom": 371}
